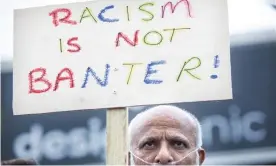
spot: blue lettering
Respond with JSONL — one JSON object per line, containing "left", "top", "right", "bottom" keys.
{"left": 98, "top": 5, "right": 119, "bottom": 22}
{"left": 144, "top": 60, "right": 166, "bottom": 84}
{"left": 81, "top": 64, "right": 110, "bottom": 88}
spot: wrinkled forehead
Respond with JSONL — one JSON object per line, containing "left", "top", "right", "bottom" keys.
{"left": 136, "top": 109, "right": 196, "bottom": 129}
{"left": 142, "top": 114, "right": 183, "bottom": 128}
{"left": 131, "top": 112, "right": 197, "bottom": 145}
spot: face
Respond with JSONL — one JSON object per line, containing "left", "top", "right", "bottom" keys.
{"left": 131, "top": 113, "right": 205, "bottom": 165}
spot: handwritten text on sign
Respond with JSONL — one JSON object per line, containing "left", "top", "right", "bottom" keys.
{"left": 13, "top": 0, "right": 232, "bottom": 115}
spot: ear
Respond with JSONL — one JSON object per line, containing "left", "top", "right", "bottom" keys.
{"left": 198, "top": 147, "right": 206, "bottom": 165}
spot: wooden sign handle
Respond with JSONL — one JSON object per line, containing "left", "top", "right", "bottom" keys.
{"left": 106, "top": 107, "right": 129, "bottom": 165}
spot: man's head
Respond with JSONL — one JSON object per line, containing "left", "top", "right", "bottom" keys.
{"left": 128, "top": 105, "right": 205, "bottom": 165}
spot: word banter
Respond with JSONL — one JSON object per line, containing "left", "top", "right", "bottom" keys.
{"left": 28, "top": 57, "right": 201, "bottom": 94}
{"left": 13, "top": 0, "right": 232, "bottom": 115}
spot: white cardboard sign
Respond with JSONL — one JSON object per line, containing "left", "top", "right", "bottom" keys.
{"left": 13, "top": 0, "right": 232, "bottom": 115}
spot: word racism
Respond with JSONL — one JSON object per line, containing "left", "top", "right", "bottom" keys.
{"left": 29, "top": 58, "right": 201, "bottom": 94}
{"left": 49, "top": 0, "right": 192, "bottom": 27}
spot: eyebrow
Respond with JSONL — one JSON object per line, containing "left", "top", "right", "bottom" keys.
{"left": 166, "top": 134, "right": 191, "bottom": 147}
{"left": 137, "top": 134, "right": 191, "bottom": 148}
{"left": 138, "top": 136, "right": 160, "bottom": 146}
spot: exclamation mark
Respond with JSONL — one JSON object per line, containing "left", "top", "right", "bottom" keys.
{"left": 210, "top": 55, "right": 219, "bottom": 79}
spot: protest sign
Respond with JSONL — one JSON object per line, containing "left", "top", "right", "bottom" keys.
{"left": 13, "top": 0, "right": 232, "bottom": 115}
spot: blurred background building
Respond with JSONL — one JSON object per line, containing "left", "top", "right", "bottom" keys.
{"left": 1, "top": 0, "right": 276, "bottom": 165}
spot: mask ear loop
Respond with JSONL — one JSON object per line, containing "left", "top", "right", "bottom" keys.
{"left": 171, "top": 147, "right": 200, "bottom": 165}
{"left": 129, "top": 145, "right": 202, "bottom": 165}
{"left": 129, "top": 151, "right": 153, "bottom": 165}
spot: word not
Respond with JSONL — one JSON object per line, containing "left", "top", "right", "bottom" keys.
{"left": 28, "top": 57, "right": 201, "bottom": 94}
{"left": 115, "top": 27, "right": 190, "bottom": 47}
{"left": 49, "top": 0, "right": 192, "bottom": 27}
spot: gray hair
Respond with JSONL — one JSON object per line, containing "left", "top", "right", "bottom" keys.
{"left": 128, "top": 105, "right": 203, "bottom": 151}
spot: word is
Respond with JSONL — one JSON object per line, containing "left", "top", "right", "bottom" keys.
{"left": 59, "top": 37, "right": 81, "bottom": 53}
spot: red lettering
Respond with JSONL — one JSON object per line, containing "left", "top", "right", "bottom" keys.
{"left": 53, "top": 68, "right": 74, "bottom": 91}
{"left": 67, "top": 37, "right": 81, "bottom": 53}
{"left": 49, "top": 8, "right": 77, "bottom": 27}
{"left": 115, "top": 30, "right": 139, "bottom": 47}
{"left": 29, "top": 68, "right": 52, "bottom": 94}
{"left": 161, "top": 0, "right": 192, "bottom": 18}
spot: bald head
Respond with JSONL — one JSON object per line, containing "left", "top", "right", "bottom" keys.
{"left": 128, "top": 105, "right": 205, "bottom": 165}
{"left": 129, "top": 105, "right": 202, "bottom": 148}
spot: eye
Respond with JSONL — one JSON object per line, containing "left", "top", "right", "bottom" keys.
{"left": 142, "top": 141, "right": 155, "bottom": 149}
{"left": 173, "top": 141, "right": 186, "bottom": 149}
